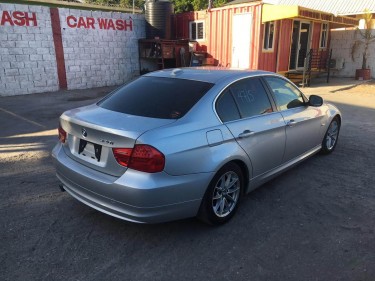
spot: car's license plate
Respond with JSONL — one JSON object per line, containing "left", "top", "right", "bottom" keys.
{"left": 78, "top": 139, "right": 102, "bottom": 162}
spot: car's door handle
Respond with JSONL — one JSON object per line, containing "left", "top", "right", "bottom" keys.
{"left": 238, "top": 130, "right": 255, "bottom": 138}
{"left": 287, "top": 120, "right": 297, "bottom": 127}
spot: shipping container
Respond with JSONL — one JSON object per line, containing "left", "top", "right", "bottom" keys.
{"left": 173, "top": 1, "right": 357, "bottom": 81}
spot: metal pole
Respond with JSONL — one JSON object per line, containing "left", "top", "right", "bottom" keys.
{"left": 327, "top": 49, "right": 332, "bottom": 83}
{"left": 302, "top": 57, "right": 307, "bottom": 88}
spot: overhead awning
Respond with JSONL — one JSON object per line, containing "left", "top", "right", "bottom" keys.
{"left": 262, "top": 4, "right": 358, "bottom": 27}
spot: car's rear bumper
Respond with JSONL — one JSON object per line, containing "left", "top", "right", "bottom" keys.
{"left": 52, "top": 143, "right": 213, "bottom": 223}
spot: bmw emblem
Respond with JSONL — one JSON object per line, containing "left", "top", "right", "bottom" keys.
{"left": 82, "top": 128, "right": 88, "bottom": 138}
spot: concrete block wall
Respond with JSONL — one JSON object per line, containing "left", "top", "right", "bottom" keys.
{"left": 0, "top": 4, "right": 59, "bottom": 96}
{"left": 331, "top": 29, "right": 375, "bottom": 78}
{"left": 0, "top": 3, "right": 145, "bottom": 96}
{"left": 59, "top": 9, "right": 145, "bottom": 89}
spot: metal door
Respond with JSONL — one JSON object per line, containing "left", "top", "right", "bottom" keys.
{"left": 221, "top": 77, "right": 286, "bottom": 177}
{"left": 297, "top": 22, "right": 310, "bottom": 68}
{"left": 232, "top": 13, "right": 252, "bottom": 69}
{"left": 225, "top": 113, "right": 286, "bottom": 177}
{"left": 289, "top": 21, "right": 311, "bottom": 70}
{"left": 262, "top": 75, "right": 322, "bottom": 162}
{"left": 281, "top": 106, "right": 325, "bottom": 162}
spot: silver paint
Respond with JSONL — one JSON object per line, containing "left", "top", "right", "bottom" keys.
{"left": 52, "top": 68, "right": 342, "bottom": 223}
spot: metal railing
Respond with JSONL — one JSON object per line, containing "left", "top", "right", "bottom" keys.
{"left": 301, "top": 48, "right": 332, "bottom": 87}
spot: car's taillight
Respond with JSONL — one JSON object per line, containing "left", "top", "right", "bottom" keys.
{"left": 113, "top": 145, "right": 165, "bottom": 173}
{"left": 58, "top": 125, "right": 67, "bottom": 143}
{"left": 112, "top": 148, "right": 132, "bottom": 167}
{"left": 129, "top": 145, "right": 165, "bottom": 173}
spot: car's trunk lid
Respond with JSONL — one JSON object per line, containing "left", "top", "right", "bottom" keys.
{"left": 60, "top": 104, "right": 175, "bottom": 177}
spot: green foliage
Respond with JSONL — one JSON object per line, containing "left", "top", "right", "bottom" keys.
{"left": 85, "top": 0, "right": 116, "bottom": 6}
{"left": 214, "top": 0, "right": 227, "bottom": 8}
{"left": 120, "top": 0, "right": 144, "bottom": 9}
{"left": 172, "top": 0, "right": 194, "bottom": 13}
{"left": 85, "top": 0, "right": 144, "bottom": 9}
{"left": 172, "top": 0, "right": 228, "bottom": 12}
{"left": 85, "top": 0, "right": 229, "bottom": 12}
{"left": 192, "top": 0, "right": 207, "bottom": 11}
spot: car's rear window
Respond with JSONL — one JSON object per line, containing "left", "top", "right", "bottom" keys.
{"left": 98, "top": 77, "right": 214, "bottom": 119}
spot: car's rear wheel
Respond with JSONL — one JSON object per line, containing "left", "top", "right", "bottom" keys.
{"left": 198, "top": 163, "right": 243, "bottom": 225}
{"left": 321, "top": 116, "right": 340, "bottom": 154}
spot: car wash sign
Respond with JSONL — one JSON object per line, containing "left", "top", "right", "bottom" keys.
{"left": 0, "top": 11, "right": 38, "bottom": 26}
{"left": 65, "top": 15, "right": 132, "bottom": 31}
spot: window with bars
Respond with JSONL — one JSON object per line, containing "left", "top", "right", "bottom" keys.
{"left": 320, "top": 23, "right": 328, "bottom": 48}
{"left": 189, "top": 21, "right": 204, "bottom": 41}
{"left": 263, "top": 21, "right": 275, "bottom": 51}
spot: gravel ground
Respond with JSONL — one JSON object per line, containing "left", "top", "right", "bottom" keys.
{"left": 0, "top": 80, "right": 374, "bottom": 281}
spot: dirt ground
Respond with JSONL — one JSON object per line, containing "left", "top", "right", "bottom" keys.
{"left": 0, "top": 80, "right": 374, "bottom": 281}
{"left": 353, "top": 80, "right": 375, "bottom": 93}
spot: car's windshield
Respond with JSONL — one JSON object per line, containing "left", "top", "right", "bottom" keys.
{"left": 98, "top": 77, "right": 214, "bottom": 119}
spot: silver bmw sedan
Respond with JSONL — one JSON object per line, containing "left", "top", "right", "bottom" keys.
{"left": 52, "top": 68, "right": 341, "bottom": 225}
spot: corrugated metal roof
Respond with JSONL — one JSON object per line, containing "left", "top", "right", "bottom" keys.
{"left": 270, "top": 0, "right": 375, "bottom": 15}
{"left": 225, "top": 0, "right": 260, "bottom": 6}
{"left": 226, "top": 0, "right": 375, "bottom": 14}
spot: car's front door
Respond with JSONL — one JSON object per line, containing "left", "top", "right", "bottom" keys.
{"left": 215, "top": 77, "right": 286, "bottom": 178}
{"left": 263, "top": 76, "right": 324, "bottom": 163}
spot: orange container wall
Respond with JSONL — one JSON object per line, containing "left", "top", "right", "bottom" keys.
{"left": 173, "top": 4, "right": 331, "bottom": 72}
{"left": 258, "top": 20, "right": 280, "bottom": 72}
{"left": 277, "top": 19, "right": 293, "bottom": 72}
{"left": 174, "top": 11, "right": 207, "bottom": 41}
{"left": 174, "top": 3, "right": 262, "bottom": 69}
{"left": 311, "top": 22, "right": 321, "bottom": 50}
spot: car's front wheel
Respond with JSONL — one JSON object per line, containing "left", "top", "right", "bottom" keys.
{"left": 321, "top": 116, "right": 340, "bottom": 154}
{"left": 198, "top": 163, "right": 243, "bottom": 225}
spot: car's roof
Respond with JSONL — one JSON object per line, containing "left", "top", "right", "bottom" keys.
{"left": 144, "top": 67, "right": 276, "bottom": 84}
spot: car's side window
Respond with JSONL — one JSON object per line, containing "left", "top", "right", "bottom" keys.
{"left": 263, "top": 76, "right": 305, "bottom": 111}
{"left": 230, "top": 78, "right": 273, "bottom": 118}
{"left": 216, "top": 89, "right": 241, "bottom": 122}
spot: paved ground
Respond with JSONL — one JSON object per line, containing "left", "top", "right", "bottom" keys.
{"left": 1, "top": 79, "right": 375, "bottom": 281}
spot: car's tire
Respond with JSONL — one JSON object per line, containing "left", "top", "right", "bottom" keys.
{"left": 198, "top": 162, "right": 243, "bottom": 225}
{"left": 321, "top": 116, "right": 340, "bottom": 154}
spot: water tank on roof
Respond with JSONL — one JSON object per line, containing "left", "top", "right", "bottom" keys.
{"left": 145, "top": 0, "right": 174, "bottom": 39}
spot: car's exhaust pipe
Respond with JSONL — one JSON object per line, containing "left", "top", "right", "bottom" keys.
{"left": 59, "top": 184, "right": 65, "bottom": 192}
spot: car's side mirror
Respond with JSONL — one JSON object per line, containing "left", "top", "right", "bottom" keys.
{"left": 309, "top": 95, "right": 323, "bottom": 107}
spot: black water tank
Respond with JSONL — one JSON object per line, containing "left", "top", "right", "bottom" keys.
{"left": 145, "top": 0, "right": 174, "bottom": 39}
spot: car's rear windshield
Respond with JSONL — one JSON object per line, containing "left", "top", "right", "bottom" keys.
{"left": 98, "top": 76, "right": 214, "bottom": 119}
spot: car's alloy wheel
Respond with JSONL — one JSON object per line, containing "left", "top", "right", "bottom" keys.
{"left": 321, "top": 116, "right": 340, "bottom": 154}
{"left": 212, "top": 171, "right": 240, "bottom": 217}
{"left": 198, "top": 163, "right": 243, "bottom": 225}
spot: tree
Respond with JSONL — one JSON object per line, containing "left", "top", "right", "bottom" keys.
{"left": 85, "top": 0, "right": 144, "bottom": 9}
{"left": 120, "top": 0, "right": 144, "bottom": 9}
{"left": 85, "top": 0, "right": 117, "bottom": 6}
{"left": 172, "top": 0, "right": 228, "bottom": 12}
{"left": 84, "top": 0, "right": 229, "bottom": 12}
{"left": 172, "top": 0, "right": 194, "bottom": 13}
{"left": 351, "top": 9, "right": 375, "bottom": 69}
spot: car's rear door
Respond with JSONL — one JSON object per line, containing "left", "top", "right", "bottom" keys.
{"left": 263, "top": 76, "right": 325, "bottom": 163}
{"left": 215, "top": 77, "right": 286, "bottom": 178}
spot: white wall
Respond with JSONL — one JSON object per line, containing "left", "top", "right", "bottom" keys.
{"left": 0, "top": 3, "right": 145, "bottom": 96}
{"left": 59, "top": 8, "right": 145, "bottom": 90}
{"left": 0, "top": 3, "right": 59, "bottom": 96}
{"left": 330, "top": 29, "right": 375, "bottom": 78}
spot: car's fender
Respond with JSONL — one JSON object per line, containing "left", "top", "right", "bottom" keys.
{"left": 137, "top": 123, "right": 253, "bottom": 179}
